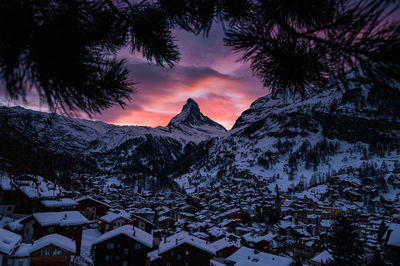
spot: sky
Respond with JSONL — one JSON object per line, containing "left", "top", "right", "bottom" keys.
{"left": 91, "top": 26, "right": 266, "bottom": 129}
{"left": 0, "top": 25, "right": 267, "bottom": 130}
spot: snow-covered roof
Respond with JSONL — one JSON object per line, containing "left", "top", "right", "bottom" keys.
{"left": 92, "top": 225, "right": 152, "bottom": 248}
{"left": 218, "top": 208, "right": 241, "bottom": 218}
{"left": 209, "top": 238, "right": 240, "bottom": 252}
{"left": 310, "top": 250, "right": 332, "bottom": 264}
{"left": 14, "top": 175, "right": 64, "bottom": 199}
{"left": 242, "top": 232, "right": 274, "bottom": 244}
{"left": 0, "top": 228, "right": 21, "bottom": 255}
{"left": 75, "top": 196, "right": 111, "bottom": 207}
{"left": 387, "top": 230, "right": 400, "bottom": 247}
{"left": 30, "top": 234, "right": 76, "bottom": 254}
{"left": 100, "top": 213, "right": 131, "bottom": 223}
{"left": 226, "top": 247, "right": 293, "bottom": 266}
{"left": 12, "top": 243, "right": 32, "bottom": 257}
{"left": 33, "top": 211, "right": 89, "bottom": 227}
{"left": 41, "top": 198, "right": 78, "bottom": 207}
{"left": 148, "top": 231, "right": 215, "bottom": 261}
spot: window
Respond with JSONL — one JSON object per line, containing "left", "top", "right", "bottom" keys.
{"left": 18, "top": 262, "right": 23, "bottom": 266}
{"left": 135, "top": 243, "right": 141, "bottom": 250}
{"left": 52, "top": 248, "right": 62, "bottom": 256}
{"left": 177, "top": 254, "right": 182, "bottom": 261}
{"left": 166, "top": 263, "right": 171, "bottom": 266}
{"left": 48, "top": 227, "right": 54, "bottom": 233}
{"left": 7, "top": 206, "right": 12, "bottom": 211}
{"left": 107, "top": 242, "right": 114, "bottom": 249}
{"left": 122, "top": 261, "right": 128, "bottom": 266}
{"left": 170, "top": 250, "right": 174, "bottom": 256}
{"left": 44, "top": 248, "right": 50, "bottom": 256}
{"left": 124, "top": 248, "right": 129, "bottom": 255}
{"left": 105, "top": 255, "right": 112, "bottom": 261}
{"left": 185, "top": 250, "right": 189, "bottom": 255}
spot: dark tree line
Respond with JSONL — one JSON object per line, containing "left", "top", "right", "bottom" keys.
{"left": 1, "top": 0, "right": 400, "bottom": 114}
{"left": 288, "top": 139, "right": 339, "bottom": 171}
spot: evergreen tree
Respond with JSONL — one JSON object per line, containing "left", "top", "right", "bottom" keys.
{"left": 328, "top": 215, "right": 365, "bottom": 266}
{"left": 368, "top": 249, "right": 384, "bottom": 266}
{"left": 2, "top": 0, "right": 400, "bottom": 113}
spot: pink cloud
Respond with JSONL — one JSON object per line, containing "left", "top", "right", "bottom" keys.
{"left": 1, "top": 26, "right": 268, "bottom": 130}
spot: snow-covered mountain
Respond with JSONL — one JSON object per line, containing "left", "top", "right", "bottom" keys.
{"left": 1, "top": 82, "right": 400, "bottom": 198}
{"left": 0, "top": 99, "right": 226, "bottom": 176}
{"left": 175, "top": 83, "right": 400, "bottom": 197}
{"left": 167, "top": 98, "right": 226, "bottom": 134}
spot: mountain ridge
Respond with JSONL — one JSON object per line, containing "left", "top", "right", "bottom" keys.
{"left": 1, "top": 84, "right": 400, "bottom": 200}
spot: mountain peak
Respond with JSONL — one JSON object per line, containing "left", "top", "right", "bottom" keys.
{"left": 182, "top": 98, "right": 200, "bottom": 113}
{"left": 167, "top": 98, "right": 226, "bottom": 132}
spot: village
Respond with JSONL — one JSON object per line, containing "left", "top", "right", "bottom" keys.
{"left": 0, "top": 171, "right": 399, "bottom": 266}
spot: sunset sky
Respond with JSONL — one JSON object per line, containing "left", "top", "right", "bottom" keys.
{"left": 1, "top": 25, "right": 267, "bottom": 130}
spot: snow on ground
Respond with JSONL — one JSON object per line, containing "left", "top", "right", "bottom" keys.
{"left": 80, "top": 228, "right": 101, "bottom": 264}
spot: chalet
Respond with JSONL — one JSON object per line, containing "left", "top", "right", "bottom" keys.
{"left": 147, "top": 231, "right": 215, "bottom": 266}
{"left": 208, "top": 238, "right": 240, "bottom": 258}
{"left": 20, "top": 211, "right": 89, "bottom": 255}
{"left": 320, "top": 207, "right": 342, "bottom": 219}
{"left": 0, "top": 175, "right": 17, "bottom": 217}
{"left": 29, "top": 234, "right": 76, "bottom": 266}
{"left": 241, "top": 232, "right": 274, "bottom": 252}
{"left": 92, "top": 225, "right": 153, "bottom": 266}
{"left": 76, "top": 196, "right": 110, "bottom": 220}
{"left": 157, "top": 216, "right": 175, "bottom": 229}
{"left": 293, "top": 238, "right": 324, "bottom": 261}
{"left": 11, "top": 175, "right": 65, "bottom": 216}
{"left": 132, "top": 214, "right": 155, "bottom": 233}
{"left": 383, "top": 224, "right": 400, "bottom": 264}
{"left": 39, "top": 198, "right": 78, "bottom": 212}
{"left": 344, "top": 188, "right": 362, "bottom": 202}
{"left": 0, "top": 228, "right": 22, "bottom": 266}
{"left": 212, "top": 246, "right": 293, "bottom": 266}
{"left": 99, "top": 213, "right": 132, "bottom": 233}
{"left": 217, "top": 208, "right": 242, "bottom": 223}
{"left": 130, "top": 208, "right": 156, "bottom": 223}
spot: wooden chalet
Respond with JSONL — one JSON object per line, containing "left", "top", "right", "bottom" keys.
{"left": 99, "top": 213, "right": 132, "bottom": 233}
{"left": 76, "top": 196, "right": 110, "bottom": 220}
{"left": 92, "top": 225, "right": 153, "bottom": 266}
{"left": 20, "top": 211, "right": 89, "bottom": 255}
